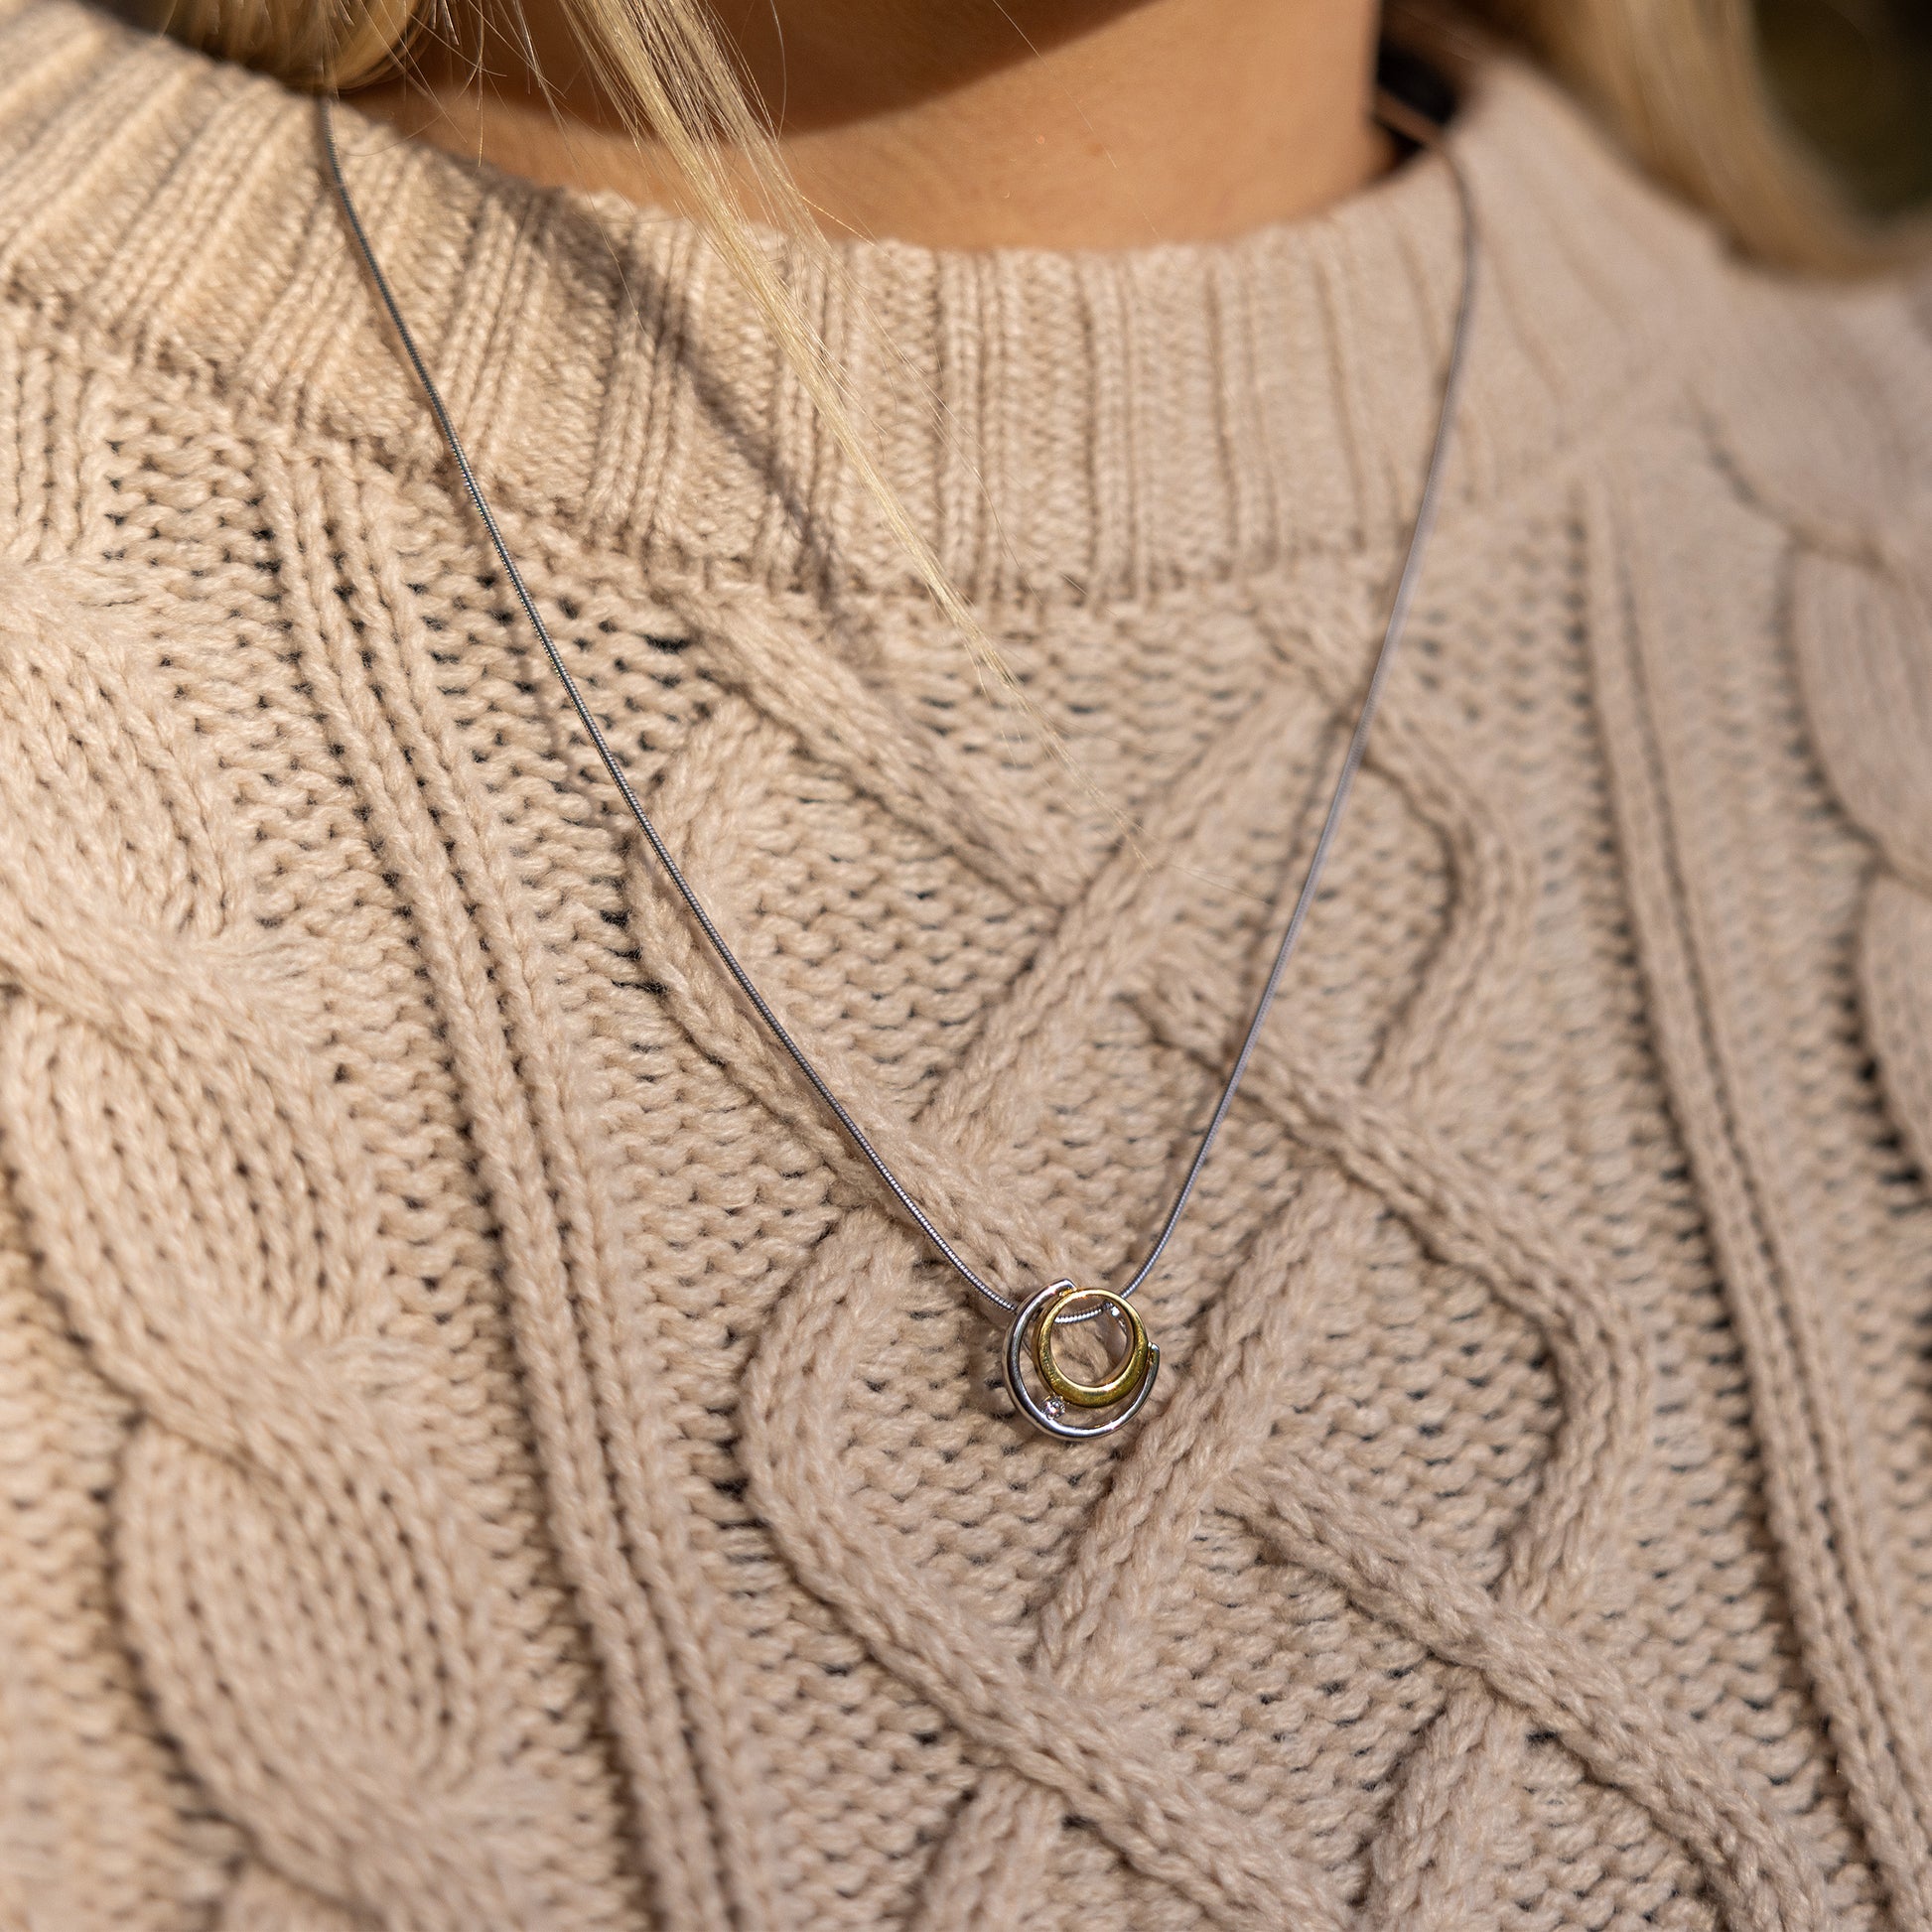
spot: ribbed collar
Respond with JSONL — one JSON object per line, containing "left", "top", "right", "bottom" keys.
{"left": 0, "top": 0, "right": 1732, "bottom": 602}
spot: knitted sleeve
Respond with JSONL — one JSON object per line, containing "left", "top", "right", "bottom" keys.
{"left": 1787, "top": 272, "right": 1932, "bottom": 1193}
{"left": 1699, "top": 262, "right": 1932, "bottom": 1185}
{"left": 0, "top": 564, "right": 251, "bottom": 1926}
{"left": 1844, "top": 258, "right": 1932, "bottom": 1184}
{"left": 0, "top": 561, "right": 627, "bottom": 1930}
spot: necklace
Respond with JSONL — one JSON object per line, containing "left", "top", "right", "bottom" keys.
{"left": 318, "top": 90, "right": 1477, "bottom": 1442}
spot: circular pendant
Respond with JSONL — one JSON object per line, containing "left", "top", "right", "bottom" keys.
{"left": 1003, "top": 1281, "right": 1161, "bottom": 1441}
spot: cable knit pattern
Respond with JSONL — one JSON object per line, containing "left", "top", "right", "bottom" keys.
{"left": 0, "top": 569, "right": 639, "bottom": 1926}
{"left": 0, "top": 3, "right": 1930, "bottom": 1929}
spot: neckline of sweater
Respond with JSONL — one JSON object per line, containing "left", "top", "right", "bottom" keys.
{"left": 0, "top": 0, "right": 1737, "bottom": 604}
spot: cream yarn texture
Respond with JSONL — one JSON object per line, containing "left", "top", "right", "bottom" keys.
{"left": 1, "top": 2, "right": 1931, "bottom": 1926}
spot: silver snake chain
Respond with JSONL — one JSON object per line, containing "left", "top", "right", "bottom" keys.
{"left": 318, "top": 89, "right": 1478, "bottom": 1439}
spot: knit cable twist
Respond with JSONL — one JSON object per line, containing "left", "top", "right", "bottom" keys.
{"left": 0, "top": 565, "right": 636, "bottom": 1928}
{"left": 275, "top": 454, "right": 803, "bottom": 1932}
{"left": 1693, "top": 303, "right": 1932, "bottom": 1925}
{"left": 1787, "top": 467, "right": 1932, "bottom": 1916}
{"left": 1790, "top": 483, "right": 1932, "bottom": 1179}
{"left": 635, "top": 565, "right": 1832, "bottom": 1931}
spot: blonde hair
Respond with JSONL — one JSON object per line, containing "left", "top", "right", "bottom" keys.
{"left": 1449, "top": 0, "right": 1872, "bottom": 272}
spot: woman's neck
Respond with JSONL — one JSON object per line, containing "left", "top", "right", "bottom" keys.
{"left": 349, "top": 0, "right": 1392, "bottom": 249}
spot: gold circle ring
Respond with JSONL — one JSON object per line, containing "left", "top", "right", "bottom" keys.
{"left": 1034, "top": 1286, "right": 1153, "bottom": 1410}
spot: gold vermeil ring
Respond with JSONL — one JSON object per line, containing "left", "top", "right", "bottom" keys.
{"left": 1034, "top": 1286, "right": 1153, "bottom": 1410}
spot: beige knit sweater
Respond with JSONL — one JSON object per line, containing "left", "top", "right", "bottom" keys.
{"left": 2, "top": 2, "right": 1932, "bottom": 1928}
